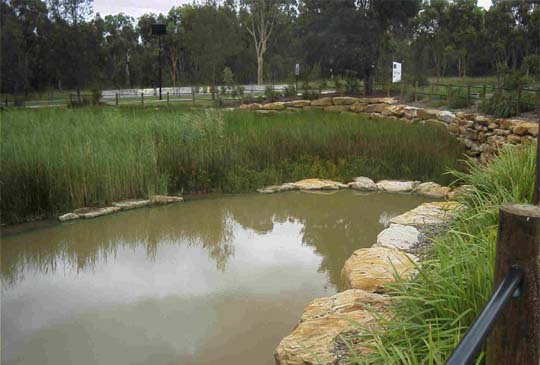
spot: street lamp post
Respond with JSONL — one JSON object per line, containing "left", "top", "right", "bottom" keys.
{"left": 151, "top": 24, "right": 167, "bottom": 101}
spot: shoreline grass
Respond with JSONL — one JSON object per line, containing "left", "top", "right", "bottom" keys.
{"left": 349, "top": 145, "right": 536, "bottom": 364}
{"left": 1, "top": 106, "right": 465, "bottom": 224}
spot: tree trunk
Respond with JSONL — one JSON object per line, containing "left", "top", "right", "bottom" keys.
{"left": 364, "top": 69, "right": 373, "bottom": 96}
{"left": 257, "top": 54, "right": 264, "bottom": 85}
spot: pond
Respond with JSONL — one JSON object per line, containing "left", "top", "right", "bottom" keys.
{"left": 1, "top": 190, "right": 432, "bottom": 365}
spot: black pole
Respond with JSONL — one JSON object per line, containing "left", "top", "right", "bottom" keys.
{"left": 446, "top": 266, "right": 524, "bottom": 365}
{"left": 159, "top": 35, "right": 162, "bottom": 101}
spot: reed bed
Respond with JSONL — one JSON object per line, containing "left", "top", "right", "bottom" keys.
{"left": 349, "top": 145, "right": 537, "bottom": 364}
{"left": 1, "top": 106, "right": 464, "bottom": 223}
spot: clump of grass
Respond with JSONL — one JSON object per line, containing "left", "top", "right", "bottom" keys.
{"left": 1, "top": 107, "right": 465, "bottom": 223}
{"left": 348, "top": 145, "right": 536, "bottom": 365}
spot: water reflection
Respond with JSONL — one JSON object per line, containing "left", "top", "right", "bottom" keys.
{"left": 1, "top": 190, "right": 432, "bottom": 365}
{"left": 2, "top": 191, "right": 429, "bottom": 289}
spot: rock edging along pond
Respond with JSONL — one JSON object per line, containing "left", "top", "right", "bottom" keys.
{"left": 266, "top": 178, "right": 464, "bottom": 365}
{"left": 58, "top": 195, "right": 183, "bottom": 222}
{"left": 58, "top": 178, "right": 466, "bottom": 223}
{"left": 257, "top": 177, "right": 470, "bottom": 200}
{"left": 239, "top": 96, "right": 538, "bottom": 162}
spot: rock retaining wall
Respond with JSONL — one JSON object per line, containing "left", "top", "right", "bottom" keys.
{"left": 272, "top": 178, "right": 464, "bottom": 365}
{"left": 239, "top": 97, "right": 538, "bottom": 161}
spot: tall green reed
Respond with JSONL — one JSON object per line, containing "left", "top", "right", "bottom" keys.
{"left": 1, "top": 107, "right": 464, "bottom": 223}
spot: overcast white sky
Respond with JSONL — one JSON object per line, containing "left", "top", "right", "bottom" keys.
{"left": 93, "top": 0, "right": 493, "bottom": 20}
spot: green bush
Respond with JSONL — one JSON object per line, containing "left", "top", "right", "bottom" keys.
{"left": 448, "top": 86, "right": 473, "bottom": 109}
{"left": 284, "top": 84, "right": 297, "bottom": 97}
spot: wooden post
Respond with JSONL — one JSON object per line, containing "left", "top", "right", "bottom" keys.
{"left": 414, "top": 81, "right": 418, "bottom": 102}
{"left": 486, "top": 204, "right": 540, "bottom": 365}
{"left": 141, "top": 92, "right": 144, "bottom": 106}
{"left": 115, "top": 93, "right": 119, "bottom": 106}
{"left": 535, "top": 93, "right": 540, "bottom": 206}
{"left": 399, "top": 82, "right": 404, "bottom": 102}
{"left": 167, "top": 91, "right": 170, "bottom": 105}
{"left": 516, "top": 88, "right": 521, "bottom": 117}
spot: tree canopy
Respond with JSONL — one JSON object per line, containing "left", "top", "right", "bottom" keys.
{"left": 1, "top": 0, "right": 539, "bottom": 95}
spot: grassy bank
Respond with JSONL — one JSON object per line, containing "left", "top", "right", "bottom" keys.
{"left": 1, "top": 106, "right": 464, "bottom": 223}
{"left": 350, "top": 145, "right": 537, "bottom": 364}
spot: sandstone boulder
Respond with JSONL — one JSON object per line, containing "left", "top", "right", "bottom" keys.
{"left": 376, "top": 180, "right": 419, "bottom": 193}
{"left": 58, "top": 212, "right": 80, "bottom": 222}
{"left": 293, "top": 179, "right": 348, "bottom": 190}
{"left": 332, "top": 96, "right": 360, "bottom": 105}
{"left": 413, "top": 182, "right": 451, "bottom": 199}
{"left": 403, "top": 106, "right": 420, "bottom": 119}
{"left": 386, "top": 104, "right": 406, "bottom": 117}
{"left": 350, "top": 102, "right": 368, "bottom": 113}
{"left": 348, "top": 177, "right": 378, "bottom": 191}
{"left": 274, "top": 289, "right": 389, "bottom": 365}
{"left": 366, "top": 103, "right": 387, "bottom": 114}
{"left": 261, "top": 102, "right": 286, "bottom": 111}
{"left": 324, "top": 105, "right": 350, "bottom": 112}
{"left": 310, "top": 97, "right": 333, "bottom": 107}
{"left": 257, "top": 183, "right": 298, "bottom": 194}
{"left": 149, "top": 195, "right": 184, "bottom": 205}
{"left": 73, "top": 206, "right": 121, "bottom": 219}
{"left": 238, "top": 103, "right": 261, "bottom": 111}
{"left": 112, "top": 199, "right": 150, "bottom": 210}
{"left": 375, "top": 224, "right": 421, "bottom": 252}
{"left": 417, "top": 109, "right": 439, "bottom": 120}
{"left": 341, "top": 246, "right": 418, "bottom": 291}
{"left": 475, "top": 115, "right": 491, "bottom": 126}
{"left": 437, "top": 111, "right": 456, "bottom": 124}
{"left": 513, "top": 122, "right": 539, "bottom": 136}
{"left": 284, "top": 100, "right": 311, "bottom": 108}
{"left": 447, "top": 185, "right": 474, "bottom": 200}
{"left": 390, "top": 201, "right": 462, "bottom": 228}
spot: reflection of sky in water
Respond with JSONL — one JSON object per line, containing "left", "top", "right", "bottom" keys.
{"left": 1, "top": 191, "right": 432, "bottom": 365}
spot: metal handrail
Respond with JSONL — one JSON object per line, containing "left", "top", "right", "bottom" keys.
{"left": 446, "top": 266, "right": 525, "bottom": 365}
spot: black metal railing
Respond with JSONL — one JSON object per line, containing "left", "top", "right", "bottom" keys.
{"left": 446, "top": 266, "right": 525, "bottom": 365}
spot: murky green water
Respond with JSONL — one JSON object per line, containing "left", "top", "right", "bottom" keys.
{"left": 1, "top": 190, "right": 431, "bottom": 365}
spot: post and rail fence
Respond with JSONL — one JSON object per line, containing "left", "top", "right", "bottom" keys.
{"left": 3, "top": 81, "right": 540, "bottom": 120}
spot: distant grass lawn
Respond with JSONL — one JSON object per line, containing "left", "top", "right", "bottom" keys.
{"left": 0, "top": 106, "right": 465, "bottom": 223}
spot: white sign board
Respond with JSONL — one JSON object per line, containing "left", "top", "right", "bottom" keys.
{"left": 295, "top": 64, "right": 300, "bottom": 76}
{"left": 392, "top": 62, "right": 402, "bottom": 83}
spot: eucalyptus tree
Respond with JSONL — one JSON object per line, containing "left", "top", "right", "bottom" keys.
{"left": 239, "top": 0, "right": 291, "bottom": 84}
{"left": 298, "top": 0, "right": 419, "bottom": 95}
{"left": 103, "top": 14, "right": 137, "bottom": 87}
{"left": 182, "top": 3, "right": 241, "bottom": 85}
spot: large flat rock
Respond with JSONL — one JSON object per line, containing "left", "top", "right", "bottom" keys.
{"left": 112, "top": 199, "right": 150, "bottom": 210}
{"left": 341, "top": 246, "right": 418, "bottom": 292}
{"left": 413, "top": 182, "right": 451, "bottom": 199}
{"left": 149, "top": 195, "right": 184, "bottom": 205}
{"left": 274, "top": 289, "right": 389, "bottom": 365}
{"left": 390, "top": 201, "right": 462, "bottom": 227}
{"left": 293, "top": 179, "right": 348, "bottom": 190}
{"left": 348, "top": 177, "right": 378, "bottom": 191}
{"left": 72, "top": 206, "right": 121, "bottom": 219}
{"left": 376, "top": 180, "right": 419, "bottom": 193}
{"left": 375, "top": 224, "right": 421, "bottom": 251}
{"left": 257, "top": 183, "right": 298, "bottom": 194}
{"left": 58, "top": 212, "right": 80, "bottom": 222}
